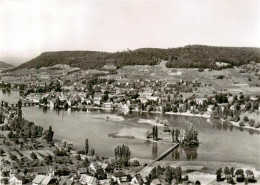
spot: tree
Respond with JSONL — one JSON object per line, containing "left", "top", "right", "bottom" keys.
{"left": 76, "top": 154, "right": 81, "bottom": 160}
{"left": 8, "top": 131, "right": 14, "bottom": 139}
{"left": 0, "top": 149, "right": 5, "bottom": 156}
{"left": 45, "top": 126, "right": 54, "bottom": 142}
{"left": 245, "top": 169, "right": 254, "bottom": 182}
{"left": 152, "top": 126, "right": 158, "bottom": 141}
{"left": 164, "top": 167, "right": 173, "bottom": 183}
{"left": 85, "top": 138, "right": 89, "bottom": 155}
{"left": 42, "top": 97, "right": 48, "bottom": 105}
{"left": 174, "top": 166, "right": 182, "bottom": 184}
{"left": 30, "top": 152, "right": 38, "bottom": 160}
{"left": 171, "top": 129, "right": 175, "bottom": 143}
{"left": 227, "top": 178, "right": 236, "bottom": 184}
{"left": 38, "top": 126, "right": 43, "bottom": 137}
{"left": 233, "top": 95, "right": 238, "bottom": 103}
{"left": 216, "top": 168, "right": 223, "bottom": 181}
{"left": 249, "top": 119, "right": 255, "bottom": 127}
{"left": 131, "top": 160, "right": 140, "bottom": 167}
{"left": 114, "top": 145, "right": 131, "bottom": 166}
{"left": 244, "top": 116, "right": 249, "bottom": 122}
{"left": 44, "top": 155, "right": 53, "bottom": 165}
{"left": 0, "top": 113, "right": 5, "bottom": 124}
{"left": 102, "top": 91, "right": 109, "bottom": 102}
{"left": 155, "top": 126, "right": 158, "bottom": 140}
{"left": 175, "top": 129, "right": 180, "bottom": 143}
{"left": 183, "top": 124, "right": 199, "bottom": 145}
{"left": 28, "top": 129, "right": 31, "bottom": 138}
{"left": 95, "top": 169, "right": 107, "bottom": 180}
{"left": 235, "top": 169, "right": 244, "bottom": 182}
{"left": 82, "top": 158, "right": 89, "bottom": 167}
{"left": 18, "top": 100, "right": 22, "bottom": 124}
{"left": 230, "top": 167, "right": 234, "bottom": 177}
{"left": 224, "top": 166, "right": 230, "bottom": 179}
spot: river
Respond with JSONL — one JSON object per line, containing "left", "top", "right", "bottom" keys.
{"left": 1, "top": 90, "right": 260, "bottom": 169}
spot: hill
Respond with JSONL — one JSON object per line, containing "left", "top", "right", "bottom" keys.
{"left": 0, "top": 61, "right": 14, "bottom": 68}
{"left": 7, "top": 45, "right": 260, "bottom": 72}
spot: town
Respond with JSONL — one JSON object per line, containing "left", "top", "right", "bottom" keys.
{"left": 0, "top": 59, "right": 259, "bottom": 184}
{"left": 1, "top": 0, "right": 260, "bottom": 183}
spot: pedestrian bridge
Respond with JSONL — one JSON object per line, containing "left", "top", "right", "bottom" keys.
{"left": 1, "top": 100, "right": 37, "bottom": 107}
{"left": 138, "top": 143, "right": 179, "bottom": 174}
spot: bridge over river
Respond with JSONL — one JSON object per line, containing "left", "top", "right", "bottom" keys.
{"left": 1, "top": 99, "right": 37, "bottom": 107}
{"left": 138, "top": 143, "right": 180, "bottom": 174}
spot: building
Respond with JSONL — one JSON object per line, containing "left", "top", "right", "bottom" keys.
{"left": 79, "top": 174, "right": 98, "bottom": 185}
{"left": 93, "top": 93, "right": 103, "bottom": 105}
{"left": 103, "top": 102, "right": 113, "bottom": 109}
{"left": 150, "top": 179, "right": 161, "bottom": 185}
{"left": 59, "top": 176, "right": 74, "bottom": 185}
{"left": 111, "top": 172, "right": 128, "bottom": 184}
{"left": 28, "top": 166, "right": 55, "bottom": 176}
{"left": 131, "top": 174, "right": 146, "bottom": 185}
{"left": 32, "top": 175, "right": 55, "bottom": 185}
{"left": 9, "top": 175, "right": 23, "bottom": 185}
{"left": 77, "top": 168, "right": 88, "bottom": 175}
{"left": 10, "top": 169, "right": 18, "bottom": 177}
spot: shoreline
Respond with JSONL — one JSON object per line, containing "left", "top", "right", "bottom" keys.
{"left": 131, "top": 110, "right": 211, "bottom": 119}
{"left": 134, "top": 159, "right": 260, "bottom": 175}
{"left": 220, "top": 119, "right": 260, "bottom": 131}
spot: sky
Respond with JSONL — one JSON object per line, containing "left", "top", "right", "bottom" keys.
{"left": 0, "top": 0, "right": 260, "bottom": 65}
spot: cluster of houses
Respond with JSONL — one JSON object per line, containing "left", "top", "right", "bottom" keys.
{"left": 5, "top": 162, "right": 149, "bottom": 185}
{"left": 21, "top": 77, "right": 260, "bottom": 121}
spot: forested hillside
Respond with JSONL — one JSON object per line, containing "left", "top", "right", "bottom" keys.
{"left": 7, "top": 45, "right": 260, "bottom": 71}
{"left": 165, "top": 45, "right": 260, "bottom": 69}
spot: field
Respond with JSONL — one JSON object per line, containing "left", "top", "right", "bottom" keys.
{"left": 109, "top": 61, "right": 260, "bottom": 97}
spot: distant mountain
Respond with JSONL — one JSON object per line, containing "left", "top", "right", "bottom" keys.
{"left": 7, "top": 45, "right": 260, "bottom": 72}
{"left": 0, "top": 61, "right": 14, "bottom": 68}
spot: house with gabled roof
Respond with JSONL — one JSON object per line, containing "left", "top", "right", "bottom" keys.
{"left": 79, "top": 174, "right": 98, "bottom": 185}
{"left": 59, "top": 176, "right": 74, "bottom": 185}
{"left": 111, "top": 172, "right": 128, "bottom": 184}
{"left": 131, "top": 174, "right": 146, "bottom": 185}
{"left": 9, "top": 175, "right": 23, "bottom": 185}
{"left": 32, "top": 174, "right": 56, "bottom": 185}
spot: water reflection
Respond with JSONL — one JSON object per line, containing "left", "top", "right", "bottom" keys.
{"left": 239, "top": 127, "right": 244, "bottom": 132}
{"left": 229, "top": 126, "right": 233, "bottom": 132}
{"left": 171, "top": 145, "right": 198, "bottom": 160}
{"left": 223, "top": 121, "right": 228, "bottom": 131}
{"left": 172, "top": 147, "right": 180, "bottom": 160}
{"left": 183, "top": 146, "right": 198, "bottom": 160}
{"left": 152, "top": 142, "right": 158, "bottom": 159}
{"left": 42, "top": 107, "right": 48, "bottom": 114}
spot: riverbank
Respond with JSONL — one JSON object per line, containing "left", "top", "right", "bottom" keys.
{"left": 135, "top": 159, "right": 260, "bottom": 176}
{"left": 220, "top": 119, "right": 260, "bottom": 131}
{"left": 91, "top": 114, "right": 125, "bottom": 122}
{"left": 138, "top": 119, "right": 165, "bottom": 127}
{"left": 108, "top": 126, "right": 175, "bottom": 146}
{"left": 165, "top": 111, "right": 211, "bottom": 118}
{"left": 132, "top": 110, "right": 211, "bottom": 119}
